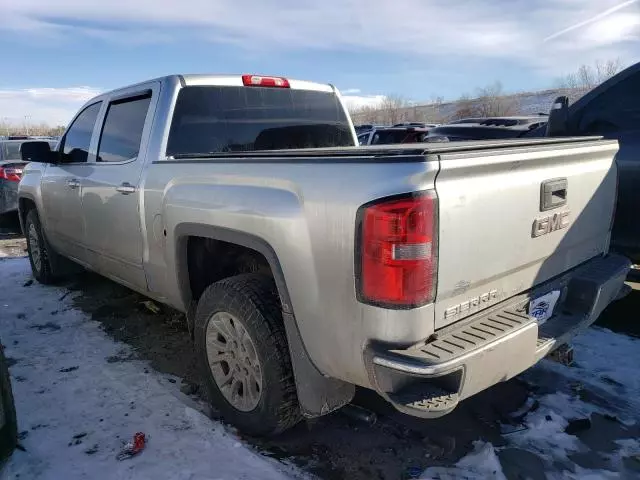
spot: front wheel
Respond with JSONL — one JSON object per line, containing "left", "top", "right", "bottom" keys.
{"left": 194, "top": 274, "right": 301, "bottom": 436}
{"left": 24, "top": 210, "right": 57, "bottom": 284}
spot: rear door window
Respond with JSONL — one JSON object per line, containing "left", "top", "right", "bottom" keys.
{"left": 97, "top": 93, "right": 152, "bottom": 163}
{"left": 167, "top": 86, "right": 353, "bottom": 156}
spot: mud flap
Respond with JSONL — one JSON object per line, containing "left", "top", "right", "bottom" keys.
{"left": 282, "top": 312, "right": 355, "bottom": 417}
{"left": 41, "top": 230, "right": 83, "bottom": 277}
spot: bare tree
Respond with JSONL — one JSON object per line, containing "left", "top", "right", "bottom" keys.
{"left": 428, "top": 95, "right": 446, "bottom": 124}
{"left": 474, "top": 81, "right": 518, "bottom": 117}
{"left": 378, "top": 95, "right": 410, "bottom": 125}
{"left": 451, "top": 94, "right": 477, "bottom": 121}
{"left": 449, "top": 81, "right": 518, "bottom": 121}
{"left": 558, "top": 58, "right": 623, "bottom": 92}
{"left": 0, "top": 122, "right": 66, "bottom": 137}
{"left": 349, "top": 94, "right": 409, "bottom": 125}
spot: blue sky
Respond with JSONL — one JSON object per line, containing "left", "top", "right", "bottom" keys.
{"left": 1, "top": 0, "right": 639, "bottom": 125}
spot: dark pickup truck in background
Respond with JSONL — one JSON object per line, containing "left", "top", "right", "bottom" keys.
{"left": 537, "top": 63, "right": 640, "bottom": 264}
{"left": 428, "top": 62, "right": 640, "bottom": 263}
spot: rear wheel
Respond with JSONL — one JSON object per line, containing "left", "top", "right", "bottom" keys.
{"left": 194, "top": 274, "right": 301, "bottom": 436}
{"left": 24, "top": 210, "right": 57, "bottom": 284}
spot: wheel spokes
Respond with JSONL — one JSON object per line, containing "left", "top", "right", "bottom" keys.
{"left": 206, "top": 311, "right": 263, "bottom": 412}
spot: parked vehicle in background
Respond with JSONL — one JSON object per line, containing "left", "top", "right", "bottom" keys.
{"left": 425, "top": 116, "right": 548, "bottom": 143}
{"left": 393, "top": 122, "right": 440, "bottom": 128}
{"left": 525, "top": 62, "right": 640, "bottom": 263}
{"left": 354, "top": 124, "right": 386, "bottom": 135}
{"left": 1, "top": 139, "right": 57, "bottom": 216}
{"left": 18, "top": 73, "right": 629, "bottom": 437}
{"left": 448, "top": 116, "right": 546, "bottom": 126}
{"left": 358, "top": 126, "right": 431, "bottom": 145}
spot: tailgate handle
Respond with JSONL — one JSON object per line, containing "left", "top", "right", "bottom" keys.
{"left": 541, "top": 178, "right": 567, "bottom": 211}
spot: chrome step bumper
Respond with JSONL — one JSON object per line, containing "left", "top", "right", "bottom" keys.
{"left": 365, "top": 254, "right": 630, "bottom": 419}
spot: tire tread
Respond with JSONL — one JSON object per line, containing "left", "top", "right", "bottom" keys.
{"left": 194, "top": 273, "right": 301, "bottom": 436}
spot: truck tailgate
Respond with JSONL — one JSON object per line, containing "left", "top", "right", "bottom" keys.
{"left": 433, "top": 139, "right": 619, "bottom": 329}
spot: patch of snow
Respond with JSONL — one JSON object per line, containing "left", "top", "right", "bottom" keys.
{"left": 505, "top": 393, "right": 588, "bottom": 464}
{"left": 0, "top": 258, "right": 303, "bottom": 480}
{"left": 421, "top": 441, "right": 506, "bottom": 480}
{"left": 421, "top": 325, "right": 640, "bottom": 478}
{"left": 547, "top": 468, "right": 620, "bottom": 480}
{"left": 506, "top": 327, "right": 640, "bottom": 473}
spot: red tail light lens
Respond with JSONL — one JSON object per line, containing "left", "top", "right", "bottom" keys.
{"left": 356, "top": 191, "right": 438, "bottom": 307}
{"left": 0, "top": 166, "right": 23, "bottom": 182}
{"left": 241, "top": 75, "right": 290, "bottom": 88}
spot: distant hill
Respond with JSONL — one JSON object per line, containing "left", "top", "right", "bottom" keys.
{"left": 350, "top": 87, "right": 590, "bottom": 125}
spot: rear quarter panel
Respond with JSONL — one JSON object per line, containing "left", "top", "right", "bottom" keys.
{"left": 143, "top": 158, "right": 438, "bottom": 386}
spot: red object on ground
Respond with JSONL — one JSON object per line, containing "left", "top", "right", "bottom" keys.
{"left": 116, "top": 432, "right": 146, "bottom": 460}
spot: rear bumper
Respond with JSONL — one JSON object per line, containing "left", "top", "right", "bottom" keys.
{"left": 365, "top": 254, "right": 630, "bottom": 418}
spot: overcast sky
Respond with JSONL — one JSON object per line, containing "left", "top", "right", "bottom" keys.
{"left": 1, "top": 0, "right": 639, "bottom": 125}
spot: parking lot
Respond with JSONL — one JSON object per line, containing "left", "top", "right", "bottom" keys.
{"left": 1, "top": 215, "right": 639, "bottom": 479}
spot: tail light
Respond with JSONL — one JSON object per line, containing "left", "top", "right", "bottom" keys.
{"left": 0, "top": 166, "right": 23, "bottom": 182}
{"left": 242, "top": 75, "right": 290, "bottom": 88}
{"left": 356, "top": 191, "right": 438, "bottom": 308}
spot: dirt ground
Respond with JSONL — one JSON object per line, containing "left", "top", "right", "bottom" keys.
{"left": 1, "top": 213, "right": 639, "bottom": 479}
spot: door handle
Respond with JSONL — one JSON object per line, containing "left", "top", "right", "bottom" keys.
{"left": 66, "top": 179, "right": 80, "bottom": 189}
{"left": 116, "top": 182, "right": 136, "bottom": 195}
{"left": 540, "top": 178, "right": 567, "bottom": 211}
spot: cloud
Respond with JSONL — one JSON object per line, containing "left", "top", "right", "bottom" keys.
{"left": 543, "top": 0, "right": 639, "bottom": 42}
{"left": 0, "top": 87, "right": 101, "bottom": 126}
{"left": 1, "top": 0, "right": 639, "bottom": 123}
{"left": 341, "top": 94, "right": 386, "bottom": 111}
{"left": 2, "top": 0, "right": 639, "bottom": 74}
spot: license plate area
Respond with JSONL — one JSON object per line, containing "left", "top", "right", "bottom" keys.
{"left": 528, "top": 289, "right": 561, "bottom": 325}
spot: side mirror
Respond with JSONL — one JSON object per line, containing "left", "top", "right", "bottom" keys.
{"left": 20, "top": 141, "right": 56, "bottom": 163}
{"left": 546, "top": 96, "right": 569, "bottom": 137}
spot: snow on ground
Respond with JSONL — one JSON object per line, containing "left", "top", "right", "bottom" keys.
{"left": 422, "top": 327, "right": 640, "bottom": 479}
{"left": 0, "top": 258, "right": 304, "bottom": 480}
{"left": 421, "top": 441, "right": 507, "bottom": 480}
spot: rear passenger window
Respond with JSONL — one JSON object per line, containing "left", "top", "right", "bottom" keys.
{"left": 97, "top": 93, "right": 152, "bottom": 163}
{"left": 60, "top": 102, "right": 102, "bottom": 163}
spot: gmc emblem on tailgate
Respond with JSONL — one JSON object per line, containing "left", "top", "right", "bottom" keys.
{"left": 532, "top": 210, "right": 570, "bottom": 237}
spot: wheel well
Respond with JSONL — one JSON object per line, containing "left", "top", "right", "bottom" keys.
{"left": 18, "top": 197, "right": 36, "bottom": 231}
{"left": 186, "top": 236, "right": 274, "bottom": 303}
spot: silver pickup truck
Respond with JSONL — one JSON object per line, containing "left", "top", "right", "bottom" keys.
{"left": 17, "top": 74, "right": 630, "bottom": 436}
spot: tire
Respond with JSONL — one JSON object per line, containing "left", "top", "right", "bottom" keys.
{"left": 194, "top": 273, "right": 301, "bottom": 436}
{"left": 0, "top": 344, "right": 18, "bottom": 461}
{"left": 24, "top": 209, "right": 57, "bottom": 284}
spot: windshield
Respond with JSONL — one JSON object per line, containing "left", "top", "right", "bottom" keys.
{"left": 167, "top": 86, "right": 354, "bottom": 156}
{"left": 1, "top": 142, "right": 24, "bottom": 160}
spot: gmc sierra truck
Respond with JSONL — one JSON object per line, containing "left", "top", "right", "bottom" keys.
{"left": 17, "top": 74, "right": 630, "bottom": 436}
